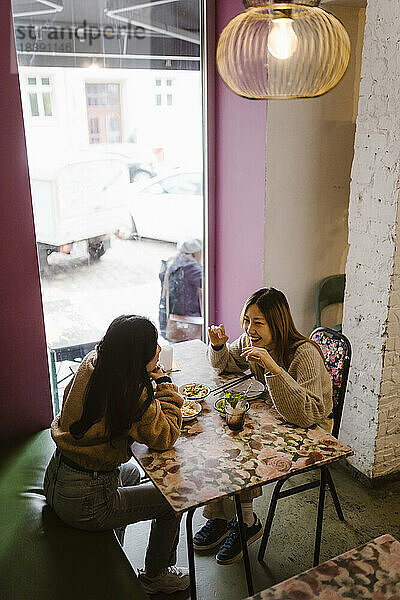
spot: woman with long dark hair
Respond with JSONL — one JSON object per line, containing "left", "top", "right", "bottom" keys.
{"left": 193, "top": 288, "right": 333, "bottom": 565}
{"left": 44, "top": 315, "right": 189, "bottom": 595}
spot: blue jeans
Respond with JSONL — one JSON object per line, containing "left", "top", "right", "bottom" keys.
{"left": 44, "top": 451, "right": 181, "bottom": 576}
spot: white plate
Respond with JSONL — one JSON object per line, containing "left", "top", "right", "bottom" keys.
{"left": 225, "top": 378, "right": 265, "bottom": 399}
{"left": 179, "top": 383, "right": 210, "bottom": 401}
{"left": 181, "top": 400, "right": 202, "bottom": 421}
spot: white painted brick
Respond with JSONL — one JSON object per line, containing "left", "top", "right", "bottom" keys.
{"left": 341, "top": 0, "right": 400, "bottom": 479}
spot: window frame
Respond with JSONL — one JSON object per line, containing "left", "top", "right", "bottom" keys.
{"left": 25, "top": 73, "right": 55, "bottom": 121}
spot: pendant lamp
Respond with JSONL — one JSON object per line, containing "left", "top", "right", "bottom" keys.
{"left": 216, "top": 0, "right": 350, "bottom": 99}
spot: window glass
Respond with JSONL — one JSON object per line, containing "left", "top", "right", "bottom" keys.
{"left": 86, "top": 83, "right": 121, "bottom": 143}
{"left": 12, "top": 0, "right": 205, "bottom": 412}
{"left": 42, "top": 92, "right": 52, "bottom": 116}
{"left": 29, "top": 93, "right": 39, "bottom": 116}
{"left": 90, "top": 118, "right": 99, "bottom": 134}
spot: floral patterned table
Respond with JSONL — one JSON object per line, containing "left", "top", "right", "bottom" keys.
{"left": 132, "top": 339, "right": 353, "bottom": 600}
{"left": 132, "top": 339, "right": 353, "bottom": 515}
{"left": 244, "top": 534, "right": 400, "bottom": 600}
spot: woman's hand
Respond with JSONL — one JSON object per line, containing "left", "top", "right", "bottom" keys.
{"left": 240, "top": 347, "right": 282, "bottom": 375}
{"left": 208, "top": 324, "right": 229, "bottom": 347}
{"left": 148, "top": 364, "right": 167, "bottom": 381}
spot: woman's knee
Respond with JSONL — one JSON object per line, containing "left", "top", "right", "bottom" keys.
{"left": 119, "top": 460, "right": 141, "bottom": 486}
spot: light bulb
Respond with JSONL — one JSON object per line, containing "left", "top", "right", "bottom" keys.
{"left": 267, "top": 18, "right": 298, "bottom": 60}
{"left": 87, "top": 59, "right": 101, "bottom": 71}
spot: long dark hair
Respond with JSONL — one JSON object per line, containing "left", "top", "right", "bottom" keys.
{"left": 241, "top": 288, "right": 325, "bottom": 369}
{"left": 70, "top": 315, "right": 158, "bottom": 441}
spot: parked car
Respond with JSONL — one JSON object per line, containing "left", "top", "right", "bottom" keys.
{"left": 121, "top": 170, "right": 203, "bottom": 243}
{"left": 82, "top": 143, "right": 157, "bottom": 183}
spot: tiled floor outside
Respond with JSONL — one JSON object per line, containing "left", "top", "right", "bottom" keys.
{"left": 41, "top": 236, "right": 175, "bottom": 401}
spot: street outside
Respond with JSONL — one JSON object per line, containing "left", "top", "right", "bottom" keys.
{"left": 41, "top": 236, "right": 175, "bottom": 400}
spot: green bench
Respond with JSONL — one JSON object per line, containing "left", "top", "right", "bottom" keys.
{"left": 0, "top": 429, "right": 148, "bottom": 600}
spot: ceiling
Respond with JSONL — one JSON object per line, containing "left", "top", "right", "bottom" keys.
{"left": 11, "top": 0, "right": 201, "bottom": 70}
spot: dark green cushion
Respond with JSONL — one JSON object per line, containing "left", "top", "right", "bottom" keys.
{"left": 0, "top": 429, "right": 148, "bottom": 600}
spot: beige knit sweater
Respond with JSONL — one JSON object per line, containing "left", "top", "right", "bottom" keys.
{"left": 207, "top": 333, "right": 333, "bottom": 433}
{"left": 51, "top": 350, "right": 183, "bottom": 471}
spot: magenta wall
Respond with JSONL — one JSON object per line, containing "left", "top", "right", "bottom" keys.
{"left": 214, "top": 0, "right": 267, "bottom": 340}
{"left": 0, "top": 2, "right": 53, "bottom": 439}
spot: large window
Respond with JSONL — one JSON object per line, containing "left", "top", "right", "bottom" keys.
{"left": 11, "top": 0, "right": 205, "bottom": 409}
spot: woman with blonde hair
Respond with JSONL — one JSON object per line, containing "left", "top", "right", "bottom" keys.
{"left": 193, "top": 288, "right": 333, "bottom": 565}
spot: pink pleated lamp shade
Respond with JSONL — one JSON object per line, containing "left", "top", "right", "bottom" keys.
{"left": 216, "top": 2, "right": 350, "bottom": 99}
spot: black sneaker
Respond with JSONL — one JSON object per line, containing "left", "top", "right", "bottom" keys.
{"left": 193, "top": 519, "right": 230, "bottom": 551}
{"left": 216, "top": 514, "right": 263, "bottom": 564}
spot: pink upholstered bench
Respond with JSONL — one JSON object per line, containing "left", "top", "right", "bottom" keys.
{"left": 245, "top": 534, "right": 400, "bottom": 600}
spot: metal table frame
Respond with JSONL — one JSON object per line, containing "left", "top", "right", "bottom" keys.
{"left": 183, "top": 465, "right": 342, "bottom": 599}
{"left": 185, "top": 494, "right": 255, "bottom": 600}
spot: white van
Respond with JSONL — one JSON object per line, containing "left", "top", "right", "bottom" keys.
{"left": 30, "top": 156, "right": 129, "bottom": 273}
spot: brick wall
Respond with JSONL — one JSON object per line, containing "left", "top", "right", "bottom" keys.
{"left": 375, "top": 209, "right": 400, "bottom": 477}
{"left": 341, "top": 0, "right": 400, "bottom": 478}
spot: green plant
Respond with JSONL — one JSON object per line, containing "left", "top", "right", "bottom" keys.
{"left": 224, "top": 391, "right": 246, "bottom": 409}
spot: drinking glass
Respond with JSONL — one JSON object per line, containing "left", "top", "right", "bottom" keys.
{"left": 225, "top": 397, "right": 247, "bottom": 431}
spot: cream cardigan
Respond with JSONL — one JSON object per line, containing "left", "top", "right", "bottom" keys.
{"left": 207, "top": 334, "right": 333, "bottom": 433}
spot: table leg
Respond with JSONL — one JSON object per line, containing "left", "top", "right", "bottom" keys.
{"left": 314, "top": 466, "right": 327, "bottom": 566}
{"left": 234, "top": 494, "right": 254, "bottom": 596}
{"left": 186, "top": 508, "right": 197, "bottom": 600}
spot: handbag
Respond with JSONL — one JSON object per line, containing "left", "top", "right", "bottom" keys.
{"left": 162, "top": 262, "right": 203, "bottom": 342}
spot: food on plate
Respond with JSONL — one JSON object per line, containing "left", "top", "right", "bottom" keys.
{"left": 181, "top": 400, "right": 201, "bottom": 419}
{"left": 179, "top": 383, "right": 210, "bottom": 399}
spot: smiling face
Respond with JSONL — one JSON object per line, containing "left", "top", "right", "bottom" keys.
{"left": 242, "top": 304, "right": 274, "bottom": 349}
{"left": 146, "top": 343, "right": 161, "bottom": 372}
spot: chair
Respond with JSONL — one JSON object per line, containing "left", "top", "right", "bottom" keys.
{"left": 258, "top": 327, "right": 352, "bottom": 567}
{"left": 49, "top": 340, "right": 99, "bottom": 414}
{"left": 315, "top": 274, "right": 346, "bottom": 332}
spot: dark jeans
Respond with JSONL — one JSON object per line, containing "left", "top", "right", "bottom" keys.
{"left": 44, "top": 451, "right": 181, "bottom": 576}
